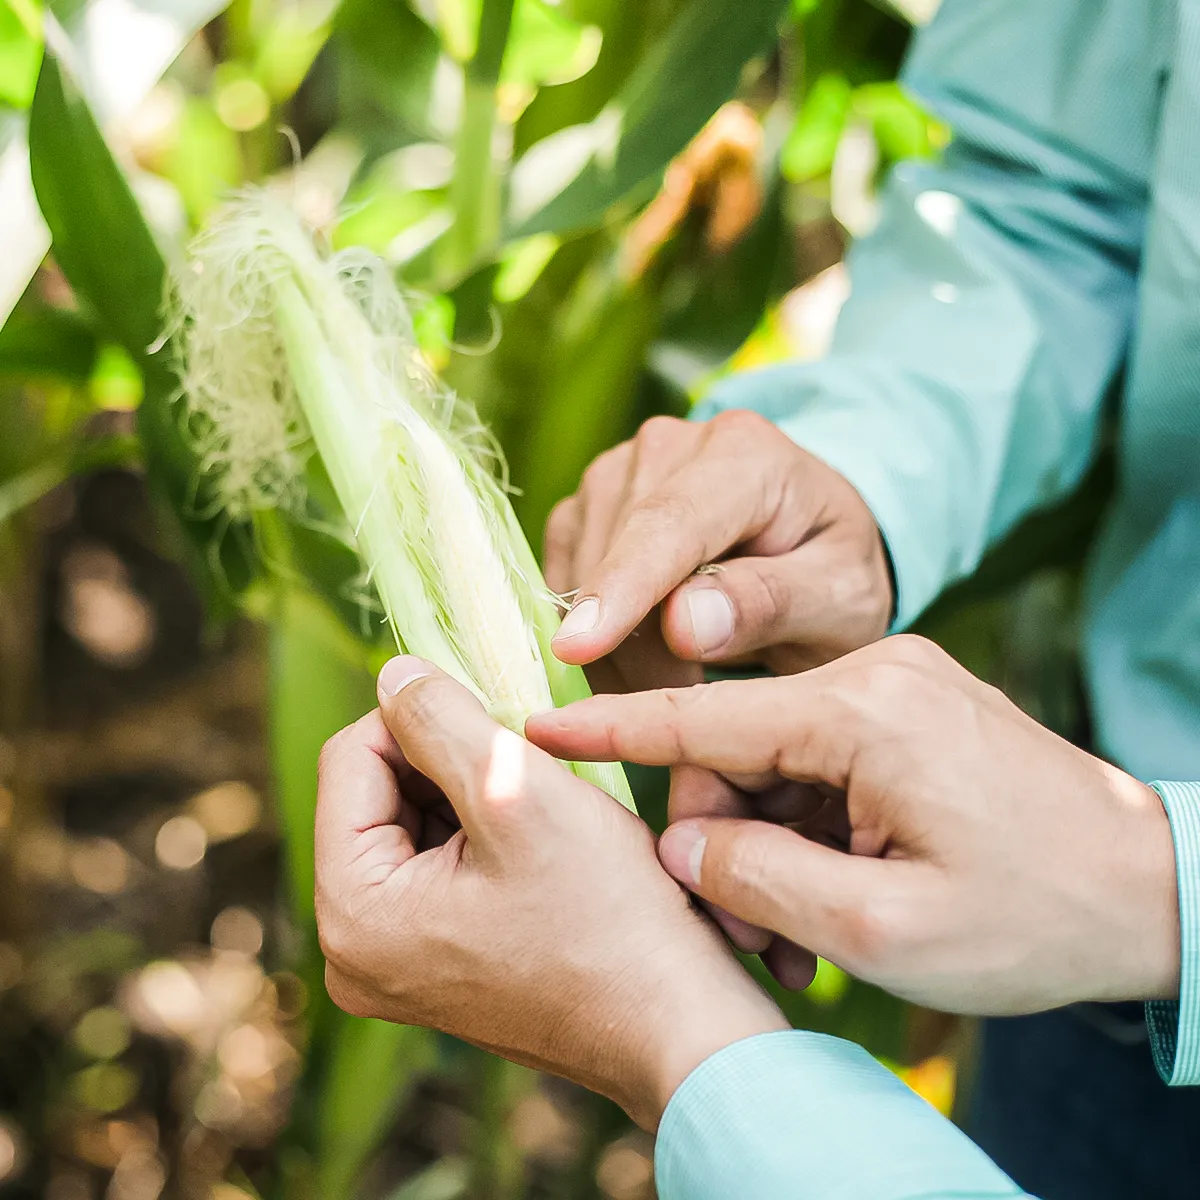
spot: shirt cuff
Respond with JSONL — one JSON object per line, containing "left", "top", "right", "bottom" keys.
{"left": 1146, "top": 781, "right": 1200, "bottom": 1086}
{"left": 654, "top": 1030, "right": 1026, "bottom": 1200}
{"left": 694, "top": 368, "right": 943, "bottom": 631}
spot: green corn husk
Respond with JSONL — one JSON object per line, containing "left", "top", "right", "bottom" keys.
{"left": 172, "top": 190, "right": 635, "bottom": 811}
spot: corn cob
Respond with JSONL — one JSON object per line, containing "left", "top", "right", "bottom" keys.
{"left": 172, "top": 190, "right": 635, "bottom": 810}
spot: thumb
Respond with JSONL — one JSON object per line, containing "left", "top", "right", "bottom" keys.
{"left": 376, "top": 656, "right": 540, "bottom": 845}
{"left": 661, "top": 540, "right": 884, "bottom": 667}
{"left": 658, "top": 817, "right": 886, "bottom": 969}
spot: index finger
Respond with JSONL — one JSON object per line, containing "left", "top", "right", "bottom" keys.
{"left": 315, "top": 709, "right": 418, "bottom": 877}
{"left": 526, "top": 672, "right": 864, "bottom": 788}
{"left": 550, "top": 449, "right": 780, "bottom": 666}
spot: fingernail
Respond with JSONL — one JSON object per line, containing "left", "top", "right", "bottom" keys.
{"left": 685, "top": 587, "right": 734, "bottom": 655}
{"left": 378, "top": 656, "right": 431, "bottom": 697}
{"left": 659, "top": 822, "right": 707, "bottom": 888}
{"left": 554, "top": 597, "right": 600, "bottom": 641}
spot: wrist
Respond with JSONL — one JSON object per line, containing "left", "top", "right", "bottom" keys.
{"left": 1107, "top": 775, "right": 1180, "bottom": 1002}
{"left": 618, "top": 959, "right": 789, "bottom": 1131}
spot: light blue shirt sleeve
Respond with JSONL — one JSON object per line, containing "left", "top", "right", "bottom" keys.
{"left": 655, "top": 1031, "right": 1030, "bottom": 1199}
{"left": 1147, "top": 781, "right": 1200, "bottom": 1087}
{"left": 695, "top": 0, "right": 1157, "bottom": 627}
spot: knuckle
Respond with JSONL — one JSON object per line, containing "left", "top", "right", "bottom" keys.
{"left": 545, "top": 497, "right": 577, "bottom": 542}
{"left": 317, "top": 725, "right": 354, "bottom": 781}
{"left": 710, "top": 407, "right": 771, "bottom": 440}
{"left": 719, "top": 828, "right": 775, "bottom": 897}
{"left": 654, "top": 683, "right": 715, "bottom": 759}
{"left": 736, "top": 566, "right": 789, "bottom": 637}
{"left": 883, "top": 634, "right": 946, "bottom": 670}
{"left": 580, "top": 446, "right": 626, "bottom": 495}
{"left": 636, "top": 414, "right": 686, "bottom": 448}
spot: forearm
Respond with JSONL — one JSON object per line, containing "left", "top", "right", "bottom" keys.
{"left": 697, "top": 0, "right": 1153, "bottom": 627}
{"left": 656, "top": 1031, "right": 1031, "bottom": 1200}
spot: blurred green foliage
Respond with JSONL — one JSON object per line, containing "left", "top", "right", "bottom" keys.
{"left": 0, "top": 0, "right": 1099, "bottom": 1194}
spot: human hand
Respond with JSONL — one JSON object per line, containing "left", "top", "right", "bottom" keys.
{"left": 315, "top": 657, "right": 787, "bottom": 1130}
{"left": 544, "top": 411, "right": 892, "bottom": 693}
{"left": 527, "top": 636, "right": 1181, "bottom": 1015}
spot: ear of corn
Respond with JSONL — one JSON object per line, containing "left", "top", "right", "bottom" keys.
{"left": 172, "top": 190, "right": 635, "bottom": 811}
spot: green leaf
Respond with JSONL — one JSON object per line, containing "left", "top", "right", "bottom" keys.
{"left": 0, "top": 0, "right": 43, "bottom": 108}
{"left": 386, "top": 1157, "right": 469, "bottom": 1200}
{"left": 0, "top": 432, "right": 140, "bottom": 525}
{"left": 88, "top": 342, "right": 142, "bottom": 410}
{"left": 513, "top": 271, "right": 657, "bottom": 543}
{"left": 0, "top": 300, "right": 97, "bottom": 381}
{"left": 781, "top": 71, "right": 851, "bottom": 181}
{"left": 435, "top": 0, "right": 480, "bottom": 61}
{"left": 30, "top": 49, "right": 256, "bottom": 615}
{"left": 331, "top": 0, "right": 443, "bottom": 140}
{"left": 253, "top": 0, "right": 333, "bottom": 101}
{"left": 509, "top": 0, "right": 789, "bottom": 237}
{"left": 163, "top": 96, "right": 241, "bottom": 224}
{"left": 268, "top": 585, "right": 376, "bottom": 927}
{"left": 502, "top": 0, "right": 601, "bottom": 90}
{"left": 0, "top": 0, "right": 230, "bottom": 332}
{"left": 29, "top": 51, "right": 165, "bottom": 360}
{"left": 268, "top": 592, "right": 441, "bottom": 1193}
{"left": 333, "top": 185, "right": 445, "bottom": 255}
{"left": 493, "top": 232, "right": 557, "bottom": 302}
{"left": 318, "top": 1017, "right": 437, "bottom": 1199}
{"left": 853, "top": 80, "right": 946, "bottom": 162}
{"left": 652, "top": 169, "right": 788, "bottom": 394}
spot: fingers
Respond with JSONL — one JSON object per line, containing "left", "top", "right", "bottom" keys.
{"left": 763, "top": 939, "right": 819, "bottom": 992}
{"left": 527, "top": 671, "right": 863, "bottom": 789}
{"left": 710, "top": 906, "right": 774, "bottom": 955}
{"left": 543, "top": 496, "right": 581, "bottom": 597}
{"left": 315, "top": 709, "right": 419, "bottom": 886}
{"left": 550, "top": 445, "right": 784, "bottom": 666}
{"left": 667, "top": 764, "right": 749, "bottom": 825}
{"left": 660, "top": 535, "right": 889, "bottom": 668}
{"left": 571, "top": 445, "right": 636, "bottom": 597}
{"left": 657, "top": 817, "right": 888, "bottom": 967}
{"left": 376, "top": 656, "right": 564, "bottom": 846}
{"left": 602, "top": 614, "right": 706, "bottom": 695}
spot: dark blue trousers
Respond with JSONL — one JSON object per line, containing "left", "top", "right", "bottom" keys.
{"left": 971, "top": 1004, "right": 1200, "bottom": 1200}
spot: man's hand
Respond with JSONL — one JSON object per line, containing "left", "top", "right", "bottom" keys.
{"left": 527, "top": 636, "right": 1181, "bottom": 1015}
{"left": 544, "top": 411, "right": 893, "bottom": 692}
{"left": 315, "top": 657, "right": 787, "bottom": 1131}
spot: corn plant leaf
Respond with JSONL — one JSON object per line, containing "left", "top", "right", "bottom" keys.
{"left": 781, "top": 72, "right": 852, "bottom": 181}
{"left": 0, "top": 0, "right": 231, "bottom": 331}
{"left": 29, "top": 52, "right": 165, "bottom": 361}
{"left": 501, "top": 0, "right": 600, "bottom": 90}
{"left": 332, "top": 0, "right": 443, "bottom": 142}
{"left": 30, "top": 48, "right": 257, "bottom": 612}
{"left": 513, "top": 274, "right": 658, "bottom": 543}
{"left": 0, "top": 0, "right": 43, "bottom": 108}
{"left": 268, "top": 585, "right": 376, "bottom": 928}
{"left": 0, "top": 302, "right": 98, "bottom": 381}
{"left": 0, "top": 433, "right": 140, "bottom": 525}
{"left": 508, "top": 0, "right": 789, "bottom": 237}
{"left": 267, "top": 589, "right": 436, "bottom": 1195}
{"left": 318, "top": 1016, "right": 437, "bottom": 1199}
